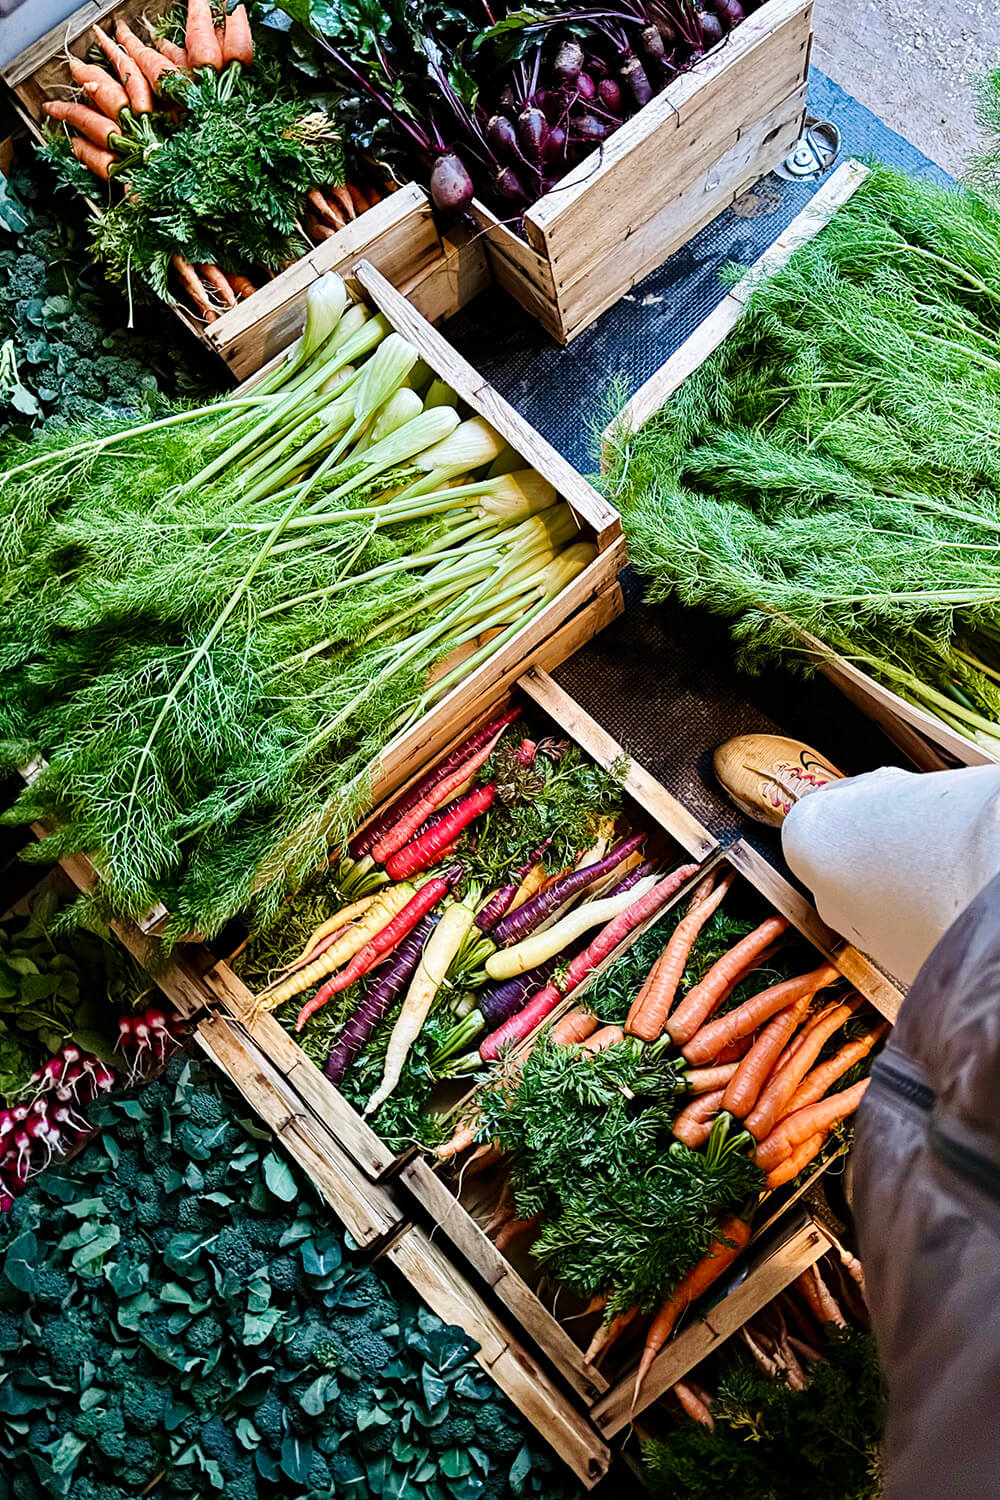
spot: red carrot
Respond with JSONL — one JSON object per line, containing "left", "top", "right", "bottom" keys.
{"left": 667, "top": 916, "right": 790, "bottom": 1045}
{"left": 479, "top": 864, "right": 699, "bottom": 1060}
{"left": 682, "top": 964, "right": 841, "bottom": 1067}
{"left": 68, "top": 59, "right": 129, "bottom": 121}
{"left": 745, "top": 997, "right": 861, "bottom": 1139}
{"left": 92, "top": 23, "right": 155, "bottom": 114}
{"left": 670, "top": 1087, "right": 727, "bottom": 1148}
{"left": 70, "top": 135, "right": 115, "bottom": 181}
{"left": 633, "top": 1218, "right": 751, "bottom": 1405}
{"left": 722, "top": 990, "right": 814, "bottom": 1118}
{"left": 384, "top": 784, "right": 496, "bottom": 880}
{"left": 354, "top": 707, "right": 520, "bottom": 859}
{"left": 222, "top": 3, "right": 254, "bottom": 65}
{"left": 294, "top": 871, "right": 455, "bottom": 1030}
{"left": 42, "top": 100, "right": 117, "bottom": 150}
{"left": 754, "top": 1079, "right": 871, "bottom": 1172}
{"left": 185, "top": 0, "right": 224, "bottom": 69}
{"left": 627, "top": 872, "right": 733, "bottom": 1040}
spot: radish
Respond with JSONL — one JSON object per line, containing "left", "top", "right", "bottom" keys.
{"left": 50, "top": 1104, "right": 91, "bottom": 1145}
{"left": 53, "top": 1088, "right": 91, "bottom": 1134}
{"left": 0, "top": 1192, "right": 13, "bottom": 1214}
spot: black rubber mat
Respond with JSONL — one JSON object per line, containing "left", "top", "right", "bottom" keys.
{"left": 444, "top": 69, "right": 951, "bottom": 869}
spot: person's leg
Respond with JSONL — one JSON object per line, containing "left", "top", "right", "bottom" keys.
{"left": 715, "top": 734, "right": 1000, "bottom": 985}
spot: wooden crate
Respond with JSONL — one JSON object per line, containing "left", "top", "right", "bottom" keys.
{"left": 0, "top": 0, "right": 446, "bottom": 375}
{"left": 600, "top": 157, "right": 995, "bottom": 771}
{"left": 199, "top": 665, "right": 716, "bottom": 1185}
{"left": 469, "top": 0, "right": 813, "bottom": 343}
{"left": 398, "top": 837, "right": 899, "bottom": 1414}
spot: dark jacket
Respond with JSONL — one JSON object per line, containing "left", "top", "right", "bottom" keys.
{"left": 853, "top": 870, "right": 1000, "bottom": 1500}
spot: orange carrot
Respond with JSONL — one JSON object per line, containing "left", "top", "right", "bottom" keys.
{"left": 346, "top": 182, "right": 370, "bottom": 216}
{"left": 70, "top": 135, "right": 115, "bottom": 180}
{"left": 550, "top": 1008, "right": 599, "bottom": 1046}
{"left": 465, "top": 1141, "right": 504, "bottom": 1176}
{"left": 633, "top": 1218, "right": 751, "bottom": 1405}
{"left": 745, "top": 997, "right": 861, "bottom": 1138}
{"left": 785, "top": 1023, "right": 889, "bottom": 1116}
{"left": 585, "top": 1305, "right": 637, "bottom": 1365}
{"left": 92, "top": 22, "right": 155, "bottom": 114}
{"left": 722, "top": 990, "right": 813, "bottom": 1119}
{"left": 185, "top": 0, "right": 224, "bottom": 69}
{"left": 579, "top": 1023, "right": 624, "bottom": 1054}
{"left": 329, "top": 183, "right": 357, "bottom": 221}
{"left": 755, "top": 1079, "right": 870, "bottom": 1172}
{"left": 684, "top": 1062, "right": 739, "bottom": 1094}
{"left": 711, "top": 1033, "right": 756, "bottom": 1065}
{"left": 673, "top": 1380, "right": 715, "bottom": 1429}
{"left": 764, "top": 1131, "right": 827, "bottom": 1190}
{"left": 627, "top": 872, "right": 734, "bottom": 1040}
{"left": 69, "top": 59, "right": 129, "bottom": 120}
{"left": 671, "top": 1087, "right": 726, "bottom": 1148}
{"left": 222, "top": 3, "right": 254, "bottom": 64}
{"left": 171, "top": 253, "right": 217, "bottom": 321}
{"left": 667, "top": 916, "right": 790, "bottom": 1045}
{"left": 435, "top": 1117, "right": 478, "bottom": 1161}
{"left": 307, "top": 187, "right": 341, "bottom": 227}
{"left": 796, "top": 1265, "right": 846, "bottom": 1327}
{"left": 682, "top": 964, "right": 840, "bottom": 1067}
{"left": 308, "top": 222, "right": 337, "bottom": 242}
{"left": 115, "top": 19, "right": 180, "bottom": 90}
{"left": 197, "top": 262, "right": 237, "bottom": 307}
{"left": 228, "top": 272, "right": 257, "bottom": 299}
{"left": 42, "top": 100, "right": 117, "bottom": 150}
{"left": 494, "top": 1213, "right": 541, "bottom": 1252}
{"left": 156, "top": 37, "right": 189, "bottom": 67}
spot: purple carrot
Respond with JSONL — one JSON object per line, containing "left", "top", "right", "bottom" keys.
{"left": 349, "top": 707, "right": 521, "bottom": 858}
{"left": 605, "top": 858, "right": 655, "bottom": 896}
{"left": 489, "top": 833, "right": 646, "bottom": 948}
{"left": 479, "top": 960, "right": 558, "bottom": 1028}
{"left": 323, "top": 913, "right": 440, "bottom": 1085}
{"left": 474, "top": 838, "right": 554, "bottom": 933}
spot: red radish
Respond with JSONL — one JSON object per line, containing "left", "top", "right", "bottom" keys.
{"left": 51, "top": 1104, "right": 91, "bottom": 1143}
{"left": 0, "top": 1193, "right": 13, "bottom": 1214}
{"left": 117, "top": 1015, "right": 135, "bottom": 1049}
{"left": 57, "top": 1045, "right": 81, "bottom": 1080}
{"left": 53, "top": 1089, "right": 91, "bottom": 1133}
{"left": 385, "top": 784, "right": 496, "bottom": 880}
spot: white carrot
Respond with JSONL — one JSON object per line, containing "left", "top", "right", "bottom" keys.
{"left": 364, "top": 896, "right": 477, "bottom": 1115}
{"left": 484, "top": 876, "right": 657, "bottom": 981}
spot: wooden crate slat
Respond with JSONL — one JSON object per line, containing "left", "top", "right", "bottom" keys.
{"left": 385, "top": 1226, "right": 612, "bottom": 1488}
{"left": 354, "top": 259, "right": 622, "bottom": 548}
{"left": 194, "top": 1012, "right": 404, "bottom": 1246}
{"left": 591, "top": 1218, "right": 829, "bottom": 1436}
{"left": 399, "top": 225, "right": 493, "bottom": 326}
{"left": 602, "top": 157, "right": 871, "bottom": 452}
{"left": 518, "top": 666, "right": 716, "bottom": 861}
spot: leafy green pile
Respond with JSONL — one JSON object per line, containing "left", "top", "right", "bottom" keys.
{"left": 642, "top": 1327, "right": 885, "bottom": 1500}
{"left": 0, "top": 885, "right": 145, "bottom": 1100}
{"left": 608, "top": 165, "right": 1000, "bottom": 753}
{"left": 0, "top": 1053, "right": 582, "bottom": 1500}
{"left": 477, "top": 1036, "right": 762, "bottom": 1314}
{"left": 967, "top": 64, "right": 1000, "bottom": 204}
{"left": 0, "top": 163, "right": 209, "bottom": 437}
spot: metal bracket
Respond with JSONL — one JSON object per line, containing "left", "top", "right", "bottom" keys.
{"left": 774, "top": 118, "right": 842, "bottom": 180}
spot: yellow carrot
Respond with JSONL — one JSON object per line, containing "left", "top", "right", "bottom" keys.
{"left": 260, "top": 884, "right": 415, "bottom": 1008}
{"left": 294, "top": 894, "right": 379, "bottom": 964}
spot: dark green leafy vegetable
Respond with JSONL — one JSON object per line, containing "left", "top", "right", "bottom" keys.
{"left": 0, "top": 1053, "right": 582, "bottom": 1499}
{"left": 476, "top": 1035, "right": 762, "bottom": 1313}
{"left": 642, "top": 1326, "right": 885, "bottom": 1500}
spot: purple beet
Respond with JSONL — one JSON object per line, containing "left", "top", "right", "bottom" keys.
{"left": 576, "top": 70, "right": 596, "bottom": 100}
{"left": 553, "top": 37, "right": 584, "bottom": 87}
{"left": 430, "top": 151, "right": 475, "bottom": 212}
{"left": 639, "top": 22, "right": 667, "bottom": 66}
{"left": 541, "top": 123, "right": 567, "bottom": 163}
{"left": 517, "top": 105, "right": 548, "bottom": 162}
{"left": 487, "top": 113, "right": 520, "bottom": 160}
{"left": 657, "top": 17, "right": 679, "bottom": 46}
{"left": 697, "top": 8, "right": 725, "bottom": 45}
{"left": 712, "top": 0, "right": 745, "bottom": 27}
{"left": 586, "top": 53, "right": 609, "bottom": 79}
{"left": 536, "top": 87, "right": 563, "bottom": 124}
{"left": 619, "top": 54, "right": 654, "bottom": 109}
{"left": 495, "top": 164, "right": 531, "bottom": 203}
{"left": 572, "top": 112, "right": 612, "bottom": 144}
{"left": 597, "top": 76, "right": 622, "bottom": 113}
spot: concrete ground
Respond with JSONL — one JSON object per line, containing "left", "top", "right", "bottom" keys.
{"left": 813, "top": 0, "right": 1000, "bottom": 176}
